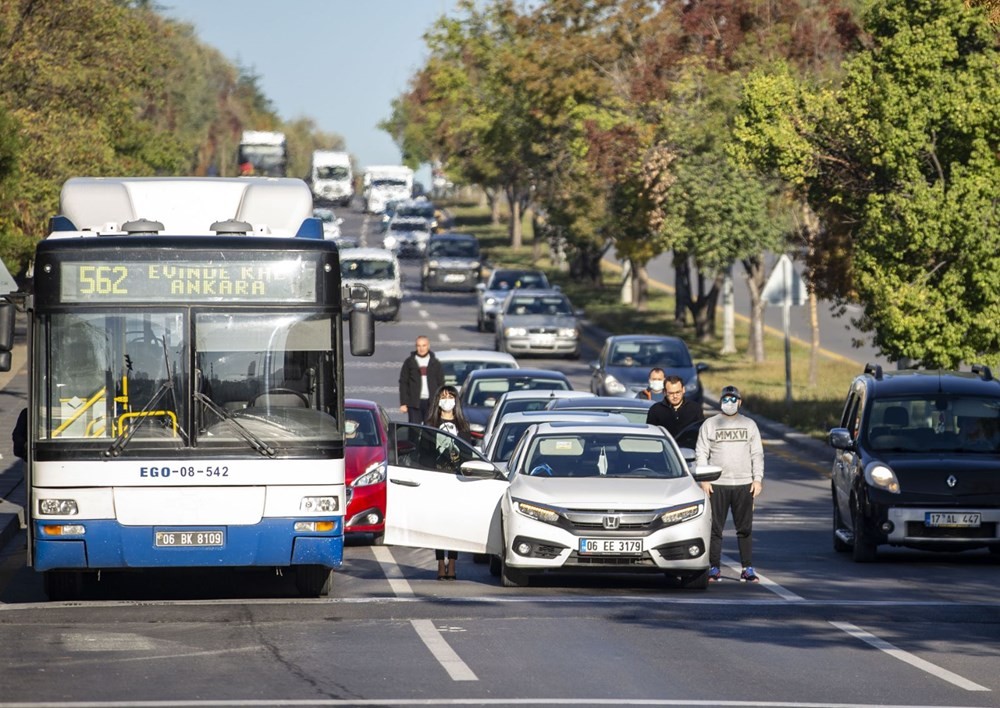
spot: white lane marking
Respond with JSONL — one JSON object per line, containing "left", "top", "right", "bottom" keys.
{"left": 438, "top": 333, "right": 451, "bottom": 343}
{"left": 720, "top": 554, "right": 804, "bottom": 602}
{"left": 419, "top": 309, "right": 430, "bottom": 319}
{"left": 410, "top": 618, "right": 478, "bottom": 682}
{"left": 831, "top": 621, "right": 990, "bottom": 692}
{"left": 371, "top": 545, "right": 413, "bottom": 597}
{"left": 0, "top": 698, "right": 990, "bottom": 707}
{"left": 426, "top": 321, "right": 438, "bottom": 330}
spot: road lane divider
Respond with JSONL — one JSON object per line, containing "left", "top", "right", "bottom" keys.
{"left": 720, "top": 553, "right": 804, "bottom": 602}
{"left": 830, "top": 621, "right": 990, "bottom": 692}
{"left": 371, "top": 545, "right": 414, "bottom": 598}
{"left": 410, "top": 619, "right": 478, "bottom": 682}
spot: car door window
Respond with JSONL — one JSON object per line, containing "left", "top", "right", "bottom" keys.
{"left": 390, "top": 423, "right": 484, "bottom": 473}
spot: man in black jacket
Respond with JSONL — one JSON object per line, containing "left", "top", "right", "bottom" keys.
{"left": 646, "top": 375, "right": 704, "bottom": 446}
{"left": 398, "top": 335, "right": 445, "bottom": 424}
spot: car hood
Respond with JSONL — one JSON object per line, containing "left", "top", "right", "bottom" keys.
{"left": 502, "top": 314, "right": 578, "bottom": 328}
{"left": 345, "top": 445, "right": 386, "bottom": 485}
{"left": 509, "top": 474, "right": 701, "bottom": 509}
{"left": 605, "top": 365, "right": 695, "bottom": 387}
{"left": 875, "top": 453, "right": 1000, "bottom": 500}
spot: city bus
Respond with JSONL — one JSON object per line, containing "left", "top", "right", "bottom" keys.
{"left": 0, "top": 177, "right": 374, "bottom": 600}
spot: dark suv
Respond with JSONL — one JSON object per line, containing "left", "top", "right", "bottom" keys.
{"left": 829, "top": 363, "right": 1000, "bottom": 561}
{"left": 421, "top": 233, "right": 482, "bottom": 292}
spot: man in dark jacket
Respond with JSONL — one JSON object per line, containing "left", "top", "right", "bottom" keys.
{"left": 398, "top": 335, "right": 445, "bottom": 424}
{"left": 646, "top": 375, "right": 704, "bottom": 446}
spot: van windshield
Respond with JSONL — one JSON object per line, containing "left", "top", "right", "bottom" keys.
{"left": 429, "top": 240, "right": 479, "bottom": 258}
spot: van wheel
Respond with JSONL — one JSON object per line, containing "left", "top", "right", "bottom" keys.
{"left": 832, "top": 492, "right": 850, "bottom": 553}
{"left": 851, "top": 499, "right": 877, "bottom": 563}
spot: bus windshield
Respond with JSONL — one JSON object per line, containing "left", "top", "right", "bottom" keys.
{"left": 37, "top": 310, "right": 338, "bottom": 450}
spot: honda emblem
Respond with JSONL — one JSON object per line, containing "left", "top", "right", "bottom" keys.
{"left": 602, "top": 515, "right": 621, "bottom": 530}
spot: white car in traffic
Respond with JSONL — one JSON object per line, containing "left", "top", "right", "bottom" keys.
{"left": 385, "top": 421, "right": 721, "bottom": 589}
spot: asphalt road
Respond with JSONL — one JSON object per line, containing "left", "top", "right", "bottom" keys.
{"left": 0, "top": 206, "right": 996, "bottom": 707}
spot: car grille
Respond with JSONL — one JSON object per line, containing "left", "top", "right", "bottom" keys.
{"left": 566, "top": 552, "right": 658, "bottom": 568}
{"left": 528, "top": 326, "right": 561, "bottom": 335}
{"left": 563, "top": 509, "right": 658, "bottom": 532}
{"left": 905, "top": 522, "right": 997, "bottom": 539}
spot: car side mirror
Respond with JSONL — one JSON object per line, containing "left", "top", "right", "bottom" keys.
{"left": 588, "top": 360, "right": 599, "bottom": 371}
{"left": 459, "top": 459, "right": 501, "bottom": 479}
{"left": 693, "top": 464, "right": 722, "bottom": 483}
{"left": 696, "top": 362, "right": 709, "bottom": 373}
{"left": 574, "top": 309, "right": 585, "bottom": 318}
{"left": 829, "top": 427, "right": 854, "bottom": 450}
{"left": 476, "top": 283, "right": 486, "bottom": 292}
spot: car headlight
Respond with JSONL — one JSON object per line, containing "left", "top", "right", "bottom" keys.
{"left": 470, "top": 423, "right": 486, "bottom": 433}
{"left": 428, "top": 259, "right": 440, "bottom": 268}
{"left": 505, "top": 327, "right": 528, "bottom": 337}
{"left": 660, "top": 501, "right": 704, "bottom": 526}
{"left": 865, "top": 463, "right": 900, "bottom": 493}
{"left": 383, "top": 236, "right": 397, "bottom": 248}
{"left": 351, "top": 460, "right": 386, "bottom": 488}
{"left": 485, "top": 297, "right": 497, "bottom": 306}
{"left": 471, "top": 261, "right": 481, "bottom": 270}
{"left": 685, "top": 378, "right": 699, "bottom": 394}
{"left": 603, "top": 375, "right": 627, "bottom": 395}
{"left": 514, "top": 500, "right": 560, "bottom": 524}
{"left": 557, "top": 327, "right": 578, "bottom": 338}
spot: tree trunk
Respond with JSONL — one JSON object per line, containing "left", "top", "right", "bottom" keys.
{"left": 674, "top": 253, "right": 690, "bottom": 326}
{"left": 631, "top": 260, "right": 648, "bottom": 311}
{"left": 505, "top": 185, "right": 522, "bottom": 249}
{"left": 687, "top": 269, "right": 723, "bottom": 341}
{"left": 743, "top": 256, "right": 767, "bottom": 363}
{"left": 721, "top": 265, "right": 736, "bottom": 355}
{"left": 799, "top": 201, "right": 822, "bottom": 388}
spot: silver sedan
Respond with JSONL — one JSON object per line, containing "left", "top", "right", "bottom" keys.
{"left": 495, "top": 289, "right": 582, "bottom": 359}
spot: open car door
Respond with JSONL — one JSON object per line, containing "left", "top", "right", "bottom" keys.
{"left": 384, "top": 423, "right": 506, "bottom": 554}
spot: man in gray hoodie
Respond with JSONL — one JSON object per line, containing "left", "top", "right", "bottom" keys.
{"left": 695, "top": 385, "right": 764, "bottom": 583}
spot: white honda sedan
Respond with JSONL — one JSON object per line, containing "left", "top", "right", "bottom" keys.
{"left": 385, "top": 421, "right": 721, "bottom": 589}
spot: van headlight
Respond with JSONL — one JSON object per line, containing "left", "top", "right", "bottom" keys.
{"left": 865, "top": 463, "right": 900, "bottom": 493}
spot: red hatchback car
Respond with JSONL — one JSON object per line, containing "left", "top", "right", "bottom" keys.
{"left": 344, "top": 399, "right": 391, "bottom": 544}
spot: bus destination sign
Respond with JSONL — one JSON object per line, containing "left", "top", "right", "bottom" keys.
{"left": 59, "top": 259, "right": 319, "bottom": 303}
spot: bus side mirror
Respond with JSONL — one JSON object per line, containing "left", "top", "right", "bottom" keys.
{"left": 349, "top": 308, "right": 375, "bottom": 357}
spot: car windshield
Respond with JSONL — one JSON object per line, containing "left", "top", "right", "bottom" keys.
{"left": 507, "top": 295, "right": 572, "bottom": 316}
{"left": 609, "top": 341, "right": 692, "bottom": 368}
{"left": 493, "top": 421, "right": 534, "bottom": 461}
{"left": 389, "top": 221, "right": 429, "bottom": 233}
{"left": 429, "top": 240, "right": 479, "bottom": 258}
{"left": 341, "top": 258, "right": 394, "bottom": 279}
{"left": 521, "top": 433, "right": 686, "bottom": 478}
{"left": 345, "top": 408, "right": 380, "bottom": 447}
{"left": 866, "top": 396, "right": 1000, "bottom": 452}
{"left": 464, "top": 377, "right": 570, "bottom": 408}
{"left": 397, "top": 203, "right": 435, "bottom": 218}
{"left": 316, "top": 166, "right": 349, "bottom": 180}
{"left": 489, "top": 271, "right": 548, "bottom": 290}
{"left": 441, "top": 360, "right": 513, "bottom": 388}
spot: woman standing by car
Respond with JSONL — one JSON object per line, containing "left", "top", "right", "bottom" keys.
{"left": 425, "top": 385, "right": 472, "bottom": 580}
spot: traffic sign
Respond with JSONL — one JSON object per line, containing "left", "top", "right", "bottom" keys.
{"left": 761, "top": 254, "right": 808, "bottom": 306}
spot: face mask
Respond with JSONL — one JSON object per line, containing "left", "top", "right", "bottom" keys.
{"left": 721, "top": 401, "right": 739, "bottom": 416}
{"left": 439, "top": 398, "right": 456, "bottom": 412}
{"left": 649, "top": 379, "right": 665, "bottom": 392}
{"left": 345, "top": 420, "right": 359, "bottom": 435}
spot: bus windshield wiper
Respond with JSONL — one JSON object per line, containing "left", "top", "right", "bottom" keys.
{"left": 193, "top": 391, "right": 276, "bottom": 457}
{"left": 105, "top": 381, "right": 173, "bottom": 458}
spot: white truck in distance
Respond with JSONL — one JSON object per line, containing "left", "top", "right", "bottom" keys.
{"left": 310, "top": 150, "right": 353, "bottom": 207}
{"left": 363, "top": 165, "right": 413, "bottom": 214}
{"left": 238, "top": 130, "right": 287, "bottom": 177}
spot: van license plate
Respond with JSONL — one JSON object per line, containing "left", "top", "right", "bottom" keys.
{"left": 924, "top": 512, "right": 980, "bottom": 528}
{"left": 155, "top": 530, "right": 225, "bottom": 547}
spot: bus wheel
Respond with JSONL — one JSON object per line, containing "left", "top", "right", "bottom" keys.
{"left": 295, "top": 565, "right": 332, "bottom": 597}
{"left": 44, "top": 570, "right": 84, "bottom": 601}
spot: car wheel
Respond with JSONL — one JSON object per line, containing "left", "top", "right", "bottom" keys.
{"left": 472, "top": 553, "right": 488, "bottom": 564}
{"left": 295, "top": 565, "right": 332, "bottom": 597}
{"left": 675, "top": 568, "right": 709, "bottom": 590}
{"left": 500, "top": 532, "right": 529, "bottom": 588}
{"left": 477, "top": 316, "right": 485, "bottom": 333}
{"left": 371, "top": 532, "right": 385, "bottom": 546}
{"left": 832, "top": 490, "right": 850, "bottom": 553}
{"left": 850, "top": 497, "right": 877, "bottom": 563}
{"left": 488, "top": 554, "right": 501, "bottom": 577}
{"left": 421, "top": 279, "right": 429, "bottom": 293}
{"left": 496, "top": 338, "right": 506, "bottom": 354}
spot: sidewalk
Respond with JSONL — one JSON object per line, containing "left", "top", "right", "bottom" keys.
{"left": 0, "top": 315, "right": 28, "bottom": 553}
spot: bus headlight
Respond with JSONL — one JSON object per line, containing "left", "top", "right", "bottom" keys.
{"left": 300, "top": 496, "right": 339, "bottom": 512}
{"left": 38, "top": 499, "right": 79, "bottom": 515}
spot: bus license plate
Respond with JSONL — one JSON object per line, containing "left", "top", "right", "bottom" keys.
{"left": 579, "top": 538, "right": 642, "bottom": 555}
{"left": 155, "top": 530, "right": 225, "bottom": 547}
{"left": 924, "top": 512, "right": 980, "bottom": 528}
